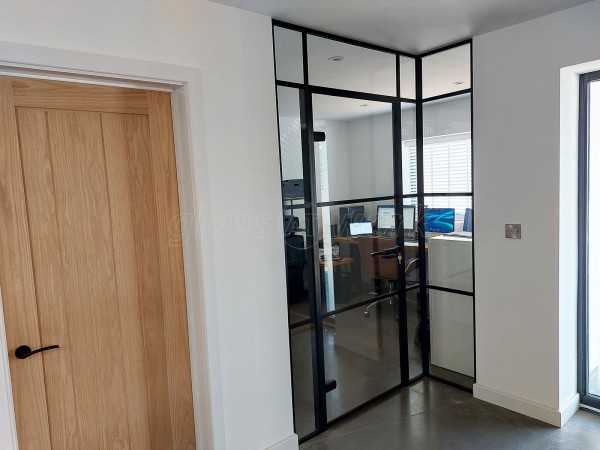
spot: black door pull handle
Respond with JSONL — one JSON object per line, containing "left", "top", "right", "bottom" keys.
{"left": 15, "top": 344, "right": 60, "bottom": 360}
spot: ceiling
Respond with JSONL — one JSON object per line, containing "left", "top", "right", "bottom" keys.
{"left": 210, "top": 0, "right": 592, "bottom": 53}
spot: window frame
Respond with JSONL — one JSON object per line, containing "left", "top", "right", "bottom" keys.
{"left": 578, "top": 69, "right": 600, "bottom": 410}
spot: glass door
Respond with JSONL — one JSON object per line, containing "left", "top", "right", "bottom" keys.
{"left": 311, "top": 94, "right": 409, "bottom": 421}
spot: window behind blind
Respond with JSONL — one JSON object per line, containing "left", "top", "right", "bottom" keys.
{"left": 402, "top": 132, "right": 472, "bottom": 219}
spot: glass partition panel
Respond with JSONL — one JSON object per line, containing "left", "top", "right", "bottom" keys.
{"left": 428, "top": 289, "right": 474, "bottom": 389}
{"left": 278, "top": 86, "right": 314, "bottom": 325}
{"left": 422, "top": 44, "right": 471, "bottom": 99}
{"left": 423, "top": 94, "right": 472, "bottom": 194}
{"left": 402, "top": 197, "right": 419, "bottom": 289}
{"left": 401, "top": 103, "right": 418, "bottom": 195}
{"left": 424, "top": 196, "right": 473, "bottom": 293}
{"left": 323, "top": 302, "right": 401, "bottom": 420}
{"left": 313, "top": 94, "right": 394, "bottom": 203}
{"left": 284, "top": 207, "right": 313, "bottom": 325}
{"left": 406, "top": 287, "right": 423, "bottom": 380}
{"left": 274, "top": 27, "right": 304, "bottom": 84}
{"left": 399, "top": 56, "right": 416, "bottom": 99}
{"left": 423, "top": 196, "right": 472, "bottom": 234}
{"left": 317, "top": 200, "right": 401, "bottom": 313}
{"left": 278, "top": 87, "right": 304, "bottom": 183}
{"left": 307, "top": 35, "right": 397, "bottom": 96}
{"left": 290, "top": 324, "right": 316, "bottom": 438}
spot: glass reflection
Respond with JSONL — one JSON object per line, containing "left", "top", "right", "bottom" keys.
{"left": 428, "top": 289, "right": 474, "bottom": 389}
{"left": 317, "top": 201, "right": 406, "bottom": 313}
{"left": 290, "top": 325, "right": 316, "bottom": 438}
{"left": 312, "top": 94, "right": 394, "bottom": 203}
{"left": 399, "top": 56, "right": 416, "bottom": 99}
{"left": 423, "top": 94, "right": 472, "bottom": 194}
{"left": 324, "top": 302, "right": 401, "bottom": 420}
{"left": 308, "top": 35, "right": 397, "bottom": 96}
{"left": 274, "top": 27, "right": 304, "bottom": 84}
{"left": 422, "top": 44, "right": 471, "bottom": 99}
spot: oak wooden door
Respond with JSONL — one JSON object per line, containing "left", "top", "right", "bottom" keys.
{"left": 0, "top": 77, "right": 196, "bottom": 450}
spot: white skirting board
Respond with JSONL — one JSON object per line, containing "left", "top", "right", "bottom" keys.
{"left": 473, "top": 383, "right": 580, "bottom": 427}
{"left": 265, "top": 434, "right": 299, "bottom": 450}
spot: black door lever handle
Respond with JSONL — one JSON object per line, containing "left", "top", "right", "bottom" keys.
{"left": 15, "top": 344, "right": 60, "bottom": 360}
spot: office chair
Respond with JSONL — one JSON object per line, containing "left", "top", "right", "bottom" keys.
{"left": 356, "top": 237, "right": 419, "bottom": 318}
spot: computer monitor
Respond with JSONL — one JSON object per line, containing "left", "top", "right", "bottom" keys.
{"left": 463, "top": 208, "right": 473, "bottom": 232}
{"left": 402, "top": 205, "right": 416, "bottom": 233}
{"left": 377, "top": 205, "right": 395, "bottom": 230}
{"left": 349, "top": 221, "right": 373, "bottom": 237}
{"left": 424, "top": 208, "right": 455, "bottom": 233}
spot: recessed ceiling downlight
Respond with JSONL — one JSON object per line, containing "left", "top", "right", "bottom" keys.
{"left": 453, "top": 81, "right": 466, "bottom": 85}
{"left": 360, "top": 104, "right": 368, "bottom": 107}
{"left": 328, "top": 56, "right": 344, "bottom": 62}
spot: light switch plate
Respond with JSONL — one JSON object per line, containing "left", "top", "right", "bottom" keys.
{"left": 505, "top": 224, "right": 521, "bottom": 239}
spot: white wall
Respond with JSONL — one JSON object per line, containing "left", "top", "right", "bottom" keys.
{"left": 0, "top": 1, "right": 295, "bottom": 449}
{"left": 319, "top": 120, "right": 352, "bottom": 202}
{"left": 348, "top": 113, "right": 394, "bottom": 202}
{"left": 473, "top": 0, "right": 600, "bottom": 425}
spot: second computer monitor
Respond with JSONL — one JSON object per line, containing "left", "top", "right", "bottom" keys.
{"left": 424, "top": 208, "right": 455, "bottom": 233}
{"left": 377, "top": 205, "right": 395, "bottom": 230}
{"left": 403, "top": 205, "right": 416, "bottom": 233}
{"left": 376, "top": 205, "right": 416, "bottom": 233}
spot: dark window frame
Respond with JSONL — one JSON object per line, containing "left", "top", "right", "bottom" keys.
{"left": 578, "top": 70, "right": 600, "bottom": 410}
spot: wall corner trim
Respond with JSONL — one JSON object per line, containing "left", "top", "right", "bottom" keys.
{"left": 473, "top": 383, "right": 579, "bottom": 427}
{"left": 265, "top": 434, "right": 299, "bottom": 450}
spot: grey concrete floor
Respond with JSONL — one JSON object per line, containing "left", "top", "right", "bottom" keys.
{"left": 301, "top": 379, "right": 600, "bottom": 450}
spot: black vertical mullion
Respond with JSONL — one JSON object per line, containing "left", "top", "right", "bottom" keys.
{"left": 393, "top": 100, "right": 410, "bottom": 384}
{"left": 415, "top": 56, "right": 431, "bottom": 376}
{"left": 300, "top": 29, "right": 328, "bottom": 432}
{"left": 470, "top": 41, "right": 477, "bottom": 383}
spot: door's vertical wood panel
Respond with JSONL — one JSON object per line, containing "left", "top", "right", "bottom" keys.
{"left": 46, "top": 110, "right": 130, "bottom": 450}
{"left": 0, "top": 80, "right": 52, "bottom": 450}
{"left": 101, "top": 113, "right": 153, "bottom": 450}
{"left": 147, "top": 91, "right": 196, "bottom": 449}
{"left": 124, "top": 113, "right": 174, "bottom": 450}
{"left": 17, "top": 108, "right": 81, "bottom": 450}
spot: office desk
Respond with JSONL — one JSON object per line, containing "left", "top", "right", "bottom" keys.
{"left": 333, "top": 236, "right": 426, "bottom": 252}
{"left": 331, "top": 236, "right": 429, "bottom": 260}
{"left": 319, "top": 257, "right": 353, "bottom": 268}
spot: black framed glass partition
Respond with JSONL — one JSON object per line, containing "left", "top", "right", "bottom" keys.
{"left": 274, "top": 21, "right": 474, "bottom": 442}
{"left": 578, "top": 70, "right": 600, "bottom": 410}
